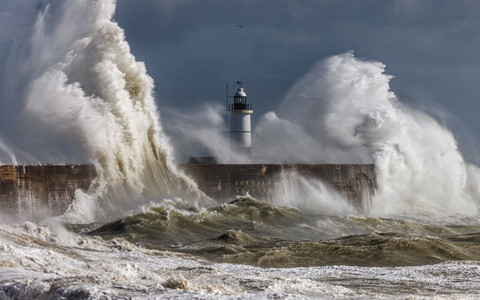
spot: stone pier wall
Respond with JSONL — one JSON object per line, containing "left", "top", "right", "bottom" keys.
{"left": 0, "top": 165, "right": 95, "bottom": 216}
{"left": 0, "top": 164, "right": 377, "bottom": 215}
{"left": 182, "top": 164, "right": 377, "bottom": 212}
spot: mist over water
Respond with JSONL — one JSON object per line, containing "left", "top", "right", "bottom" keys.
{"left": 253, "top": 52, "right": 480, "bottom": 218}
{"left": 270, "top": 170, "right": 355, "bottom": 216}
{"left": 0, "top": 137, "right": 17, "bottom": 165}
{"left": 162, "top": 103, "right": 250, "bottom": 164}
{"left": 162, "top": 51, "right": 480, "bottom": 219}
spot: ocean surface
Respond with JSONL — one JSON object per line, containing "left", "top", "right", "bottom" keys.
{"left": 2, "top": 196, "right": 480, "bottom": 299}
{"left": 2, "top": 0, "right": 480, "bottom": 298}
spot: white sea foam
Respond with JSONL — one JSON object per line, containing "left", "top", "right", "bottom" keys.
{"left": 271, "top": 170, "right": 355, "bottom": 216}
{"left": 254, "top": 52, "right": 480, "bottom": 218}
{"left": 13, "top": 0, "right": 211, "bottom": 222}
{"left": 2, "top": 221, "right": 480, "bottom": 299}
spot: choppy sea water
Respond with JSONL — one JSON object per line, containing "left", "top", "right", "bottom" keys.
{"left": 2, "top": 0, "right": 480, "bottom": 298}
{"left": 2, "top": 197, "right": 480, "bottom": 299}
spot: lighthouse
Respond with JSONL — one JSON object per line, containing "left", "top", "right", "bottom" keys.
{"left": 228, "top": 82, "right": 253, "bottom": 156}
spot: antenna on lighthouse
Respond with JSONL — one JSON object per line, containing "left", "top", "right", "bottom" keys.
{"left": 225, "top": 83, "right": 229, "bottom": 123}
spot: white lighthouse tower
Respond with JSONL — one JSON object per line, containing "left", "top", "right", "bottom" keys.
{"left": 228, "top": 81, "right": 253, "bottom": 156}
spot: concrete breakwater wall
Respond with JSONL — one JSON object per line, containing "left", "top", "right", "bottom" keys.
{"left": 182, "top": 164, "right": 376, "bottom": 212}
{"left": 0, "top": 164, "right": 376, "bottom": 215}
{"left": 0, "top": 165, "right": 95, "bottom": 216}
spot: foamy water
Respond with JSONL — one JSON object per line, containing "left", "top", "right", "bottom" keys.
{"left": 17, "top": 0, "right": 210, "bottom": 223}
{"left": 2, "top": 0, "right": 480, "bottom": 299}
{"left": 254, "top": 52, "right": 480, "bottom": 218}
{"left": 2, "top": 202, "right": 480, "bottom": 299}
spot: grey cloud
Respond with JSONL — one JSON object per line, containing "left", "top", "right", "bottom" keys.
{"left": 3, "top": 0, "right": 480, "bottom": 162}
{"left": 113, "top": 1, "right": 480, "bottom": 131}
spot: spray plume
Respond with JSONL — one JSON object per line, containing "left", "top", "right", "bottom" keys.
{"left": 13, "top": 0, "right": 210, "bottom": 222}
{"left": 0, "top": 137, "right": 17, "bottom": 165}
{"left": 3, "top": 1, "right": 479, "bottom": 220}
{"left": 254, "top": 52, "right": 480, "bottom": 218}
{"left": 162, "top": 103, "right": 252, "bottom": 164}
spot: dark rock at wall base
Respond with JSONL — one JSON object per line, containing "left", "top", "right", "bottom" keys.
{"left": 0, "top": 164, "right": 376, "bottom": 216}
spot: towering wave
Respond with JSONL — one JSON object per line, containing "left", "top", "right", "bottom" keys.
{"left": 3, "top": 0, "right": 479, "bottom": 221}
{"left": 254, "top": 52, "right": 480, "bottom": 218}
{"left": 17, "top": 0, "right": 209, "bottom": 222}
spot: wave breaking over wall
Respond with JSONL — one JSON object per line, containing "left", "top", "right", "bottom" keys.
{"left": 254, "top": 52, "right": 480, "bottom": 218}
{"left": 1, "top": 0, "right": 480, "bottom": 222}
{"left": 4, "top": 0, "right": 209, "bottom": 222}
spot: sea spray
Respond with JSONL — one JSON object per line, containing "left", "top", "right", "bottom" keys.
{"left": 254, "top": 52, "right": 480, "bottom": 218}
{"left": 271, "top": 169, "right": 355, "bottom": 215}
{"left": 4, "top": 2, "right": 480, "bottom": 299}
{"left": 0, "top": 137, "right": 17, "bottom": 165}
{"left": 0, "top": 2, "right": 477, "bottom": 222}
{"left": 18, "top": 0, "right": 210, "bottom": 222}
{"left": 161, "top": 103, "right": 251, "bottom": 164}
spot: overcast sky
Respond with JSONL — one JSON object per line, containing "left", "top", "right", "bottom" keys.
{"left": 2, "top": 0, "right": 480, "bottom": 161}
{"left": 114, "top": 1, "right": 480, "bottom": 154}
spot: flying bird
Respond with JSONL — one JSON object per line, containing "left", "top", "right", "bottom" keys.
{"left": 236, "top": 24, "right": 243, "bottom": 28}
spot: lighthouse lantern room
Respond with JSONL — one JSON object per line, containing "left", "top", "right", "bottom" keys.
{"left": 228, "top": 81, "right": 253, "bottom": 156}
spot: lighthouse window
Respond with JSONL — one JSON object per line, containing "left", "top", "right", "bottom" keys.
{"left": 235, "top": 97, "right": 246, "bottom": 104}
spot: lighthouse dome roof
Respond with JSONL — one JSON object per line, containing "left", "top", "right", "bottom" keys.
{"left": 234, "top": 87, "right": 247, "bottom": 97}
